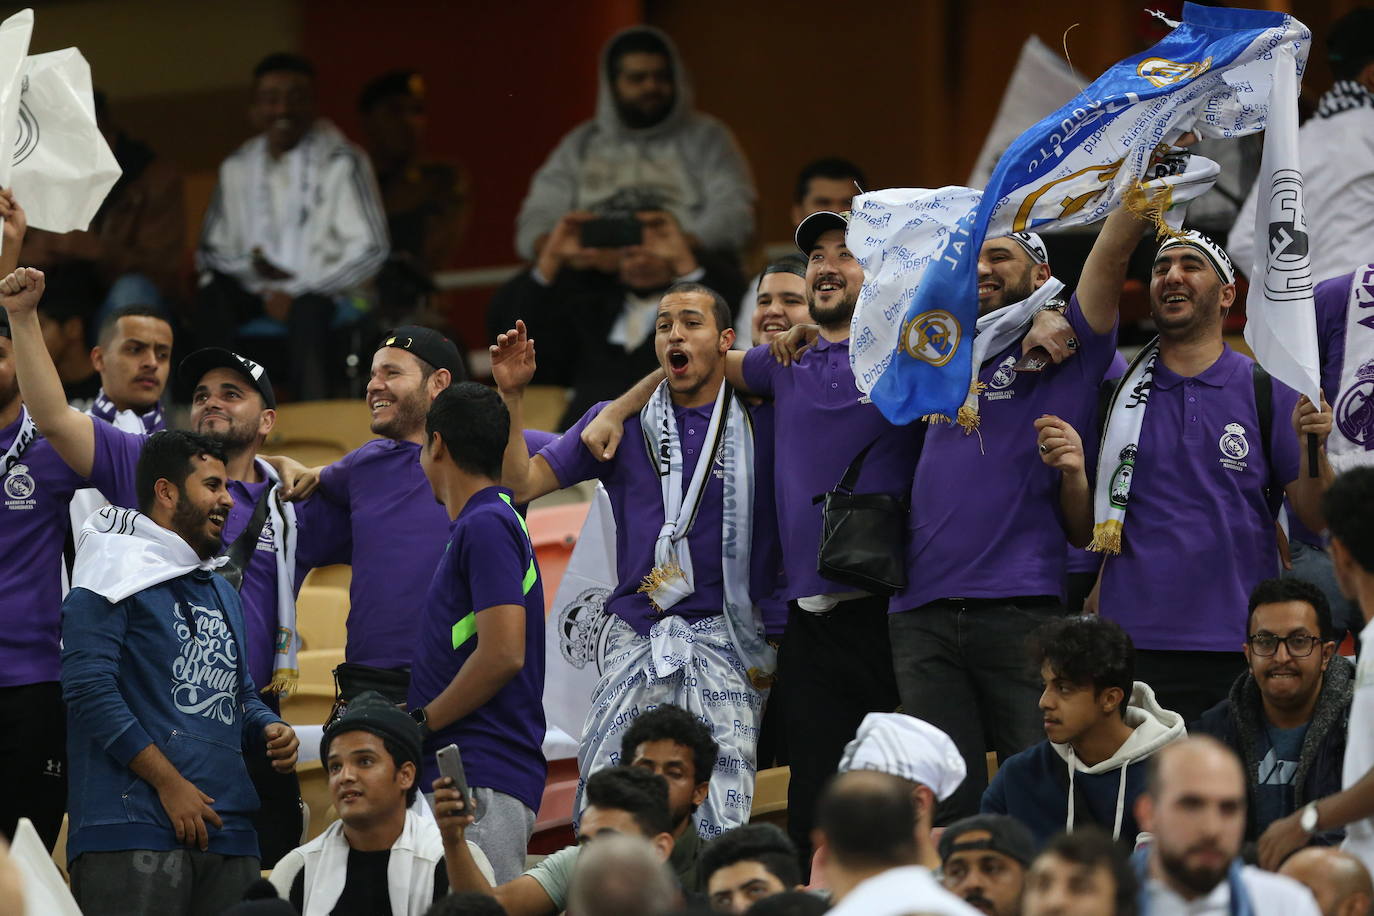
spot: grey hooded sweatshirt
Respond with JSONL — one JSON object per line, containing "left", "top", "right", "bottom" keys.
{"left": 514, "top": 25, "right": 756, "bottom": 259}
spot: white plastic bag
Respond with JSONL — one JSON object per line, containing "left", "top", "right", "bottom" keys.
{"left": 10, "top": 47, "right": 121, "bottom": 232}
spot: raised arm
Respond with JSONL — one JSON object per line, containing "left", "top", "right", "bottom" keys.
{"left": 435, "top": 778, "right": 559, "bottom": 916}
{"left": 491, "top": 320, "right": 562, "bottom": 503}
{"left": 1076, "top": 207, "right": 1150, "bottom": 336}
{"left": 0, "top": 269, "right": 97, "bottom": 476}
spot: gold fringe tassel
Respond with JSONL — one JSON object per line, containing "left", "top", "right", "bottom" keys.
{"left": 637, "top": 562, "right": 686, "bottom": 614}
{"left": 1122, "top": 174, "right": 1188, "bottom": 243}
{"left": 955, "top": 380, "right": 986, "bottom": 433}
{"left": 1088, "top": 519, "right": 1124, "bottom": 556}
{"left": 263, "top": 669, "right": 299, "bottom": 696}
{"left": 748, "top": 667, "right": 776, "bottom": 691}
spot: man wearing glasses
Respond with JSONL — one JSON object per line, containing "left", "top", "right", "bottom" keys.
{"left": 1193, "top": 577, "right": 1353, "bottom": 850}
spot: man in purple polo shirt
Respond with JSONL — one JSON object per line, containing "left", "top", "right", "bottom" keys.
{"left": 2, "top": 272, "right": 313, "bottom": 865}
{"left": 889, "top": 220, "right": 1126, "bottom": 823}
{"left": 492, "top": 283, "right": 777, "bottom": 844}
{"left": 1046, "top": 227, "right": 1333, "bottom": 724}
{"left": 407, "top": 382, "right": 546, "bottom": 884}
{"left": 286, "top": 327, "right": 554, "bottom": 692}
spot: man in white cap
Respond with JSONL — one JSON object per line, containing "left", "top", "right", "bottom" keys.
{"left": 837, "top": 712, "right": 966, "bottom": 871}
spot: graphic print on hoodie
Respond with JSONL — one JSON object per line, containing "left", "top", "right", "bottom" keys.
{"left": 981, "top": 681, "right": 1186, "bottom": 847}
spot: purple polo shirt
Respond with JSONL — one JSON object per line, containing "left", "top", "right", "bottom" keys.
{"left": 742, "top": 339, "right": 922, "bottom": 601}
{"left": 1099, "top": 346, "right": 1301, "bottom": 651}
{"left": 1067, "top": 349, "right": 1130, "bottom": 576}
{"left": 407, "top": 486, "right": 546, "bottom": 812}
{"left": 303, "top": 430, "right": 556, "bottom": 668}
{"left": 893, "top": 296, "right": 1117, "bottom": 611}
{"left": 93, "top": 429, "right": 311, "bottom": 695}
{"left": 539, "top": 398, "right": 778, "bottom": 636}
{"left": 1, "top": 419, "right": 138, "bottom": 687}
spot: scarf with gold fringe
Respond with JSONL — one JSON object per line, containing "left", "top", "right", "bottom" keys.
{"left": 1090, "top": 338, "right": 1159, "bottom": 554}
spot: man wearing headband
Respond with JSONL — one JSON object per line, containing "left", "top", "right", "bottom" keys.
{"left": 939, "top": 815, "right": 1035, "bottom": 916}
{"left": 1041, "top": 224, "right": 1333, "bottom": 725}
{"left": 889, "top": 220, "right": 1127, "bottom": 825}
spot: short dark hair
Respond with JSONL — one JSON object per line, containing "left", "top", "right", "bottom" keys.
{"left": 758, "top": 255, "right": 808, "bottom": 290}
{"left": 1247, "top": 577, "right": 1333, "bottom": 641}
{"left": 605, "top": 28, "right": 673, "bottom": 82}
{"left": 1327, "top": 8, "right": 1374, "bottom": 81}
{"left": 422, "top": 891, "right": 509, "bottom": 916}
{"left": 1037, "top": 828, "right": 1138, "bottom": 916}
{"left": 816, "top": 772, "right": 916, "bottom": 869}
{"left": 583, "top": 766, "right": 674, "bottom": 837}
{"left": 743, "top": 891, "right": 830, "bottom": 916}
{"left": 620, "top": 704, "right": 719, "bottom": 787}
{"left": 425, "top": 382, "right": 508, "bottom": 479}
{"left": 97, "top": 305, "right": 171, "bottom": 350}
{"left": 1031, "top": 615, "right": 1136, "bottom": 719}
{"left": 662, "top": 281, "right": 733, "bottom": 336}
{"left": 793, "top": 157, "right": 867, "bottom": 204}
{"left": 700, "top": 823, "right": 801, "bottom": 888}
{"left": 253, "top": 52, "right": 315, "bottom": 81}
{"left": 135, "top": 430, "right": 227, "bottom": 514}
{"left": 1326, "top": 468, "right": 1374, "bottom": 574}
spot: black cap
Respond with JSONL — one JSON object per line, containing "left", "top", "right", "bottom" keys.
{"left": 794, "top": 210, "right": 850, "bottom": 256}
{"left": 320, "top": 690, "right": 422, "bottom": 767}
{"left": 178, "top": 348, "right": 276, "bottom": 409}
{"left": 358, "top": 69, "right": 425, "bottom": 113}
{"left": 938, "top": 814, "right": 1036, "bottom": 868}
{"left": 379, "top": 325, "right": 464, "bottom": 376}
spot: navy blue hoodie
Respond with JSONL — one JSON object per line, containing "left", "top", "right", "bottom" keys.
{"left": 62, "top": 568, "right": 282, "bottom": 860}
{"left": 982, "top": 682, "right": 1186, "bottom": 848}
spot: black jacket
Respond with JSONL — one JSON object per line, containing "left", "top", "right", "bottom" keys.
{"left": 1191, "top": 654, "right": 1352, "bottom": 844}
{"left": 486, "top": 258, "right": 745, "bottom": 430}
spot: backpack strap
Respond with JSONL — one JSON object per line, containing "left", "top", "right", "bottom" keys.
{"left": 1251, "top": 362, "right": 1285, "bottom": 519}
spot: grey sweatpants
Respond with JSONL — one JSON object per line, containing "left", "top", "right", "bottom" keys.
{"left": 70, "top": 848, "right": 260, "bottom": 916}
{"left": 427, "top": 786, "right": 535, "bottom": 884}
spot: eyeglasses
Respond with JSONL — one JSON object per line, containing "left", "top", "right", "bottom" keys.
{"left": 1247, "top": 633, "right": 1320, "bottom": 657}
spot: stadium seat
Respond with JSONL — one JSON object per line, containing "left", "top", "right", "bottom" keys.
{"left": 304, "top": 564, "right": 352, "bottom": 591}
{"left": 525, "top": 500, "right": 591, "bottom": 614}
{"left": 269, "top": 399, "right": 376, "bottom": 455}
{"left": 522, "top": 385, "right": 570, "bottom": 433}
{"left": 297, "top": 648, "right": 344, "bottom": 690}
{"left": 281, "top": 685, "right": 337, "bottom": 728}
{"left": 296, "top": 586, "right": 349, "bottom": 652}
{"left": 750, "top": 766, "right": 790, "bottom": 825}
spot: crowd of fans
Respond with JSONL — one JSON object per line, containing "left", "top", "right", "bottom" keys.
{"left": 2, "top": 10, "right": 1374, "bottom": 916}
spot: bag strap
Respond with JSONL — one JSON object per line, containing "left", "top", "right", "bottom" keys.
{"left": 219, "top": 484, "right": 274, "bottom": 591}
{"left": 814, "top": 435, "right": 883, "bottom": 504}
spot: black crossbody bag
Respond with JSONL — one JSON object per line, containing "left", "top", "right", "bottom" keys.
{"left": 814, "top": 438, "right": 909, "bottom": 595}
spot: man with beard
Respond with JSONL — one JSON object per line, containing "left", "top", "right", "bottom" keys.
{"left": 1135, "top": 737, "right": 1318, "bottom": 915}
{"left": 1, "top": 267, "right": 312, "bottom": 865}
{"left": 515, "top": 26, "right": 755, "bottom": 261}
{"left": 938, "top": 815, "right": 1035, "bottom": 916}
{"left": 1042, "top": 227, "right": 1334, "bottom": 724}
{"left": 57, "top": 428, "right": 298, "bottom": 916}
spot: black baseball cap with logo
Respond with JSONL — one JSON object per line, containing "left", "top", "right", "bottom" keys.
{"left": 178, "top": 348, "right": 276, "bottom": 409}
{"left": 795, "top": 210, "right": 851, "bottom": 256}
{"left": 378, "top": 325, "right": 464, "bottom": 376}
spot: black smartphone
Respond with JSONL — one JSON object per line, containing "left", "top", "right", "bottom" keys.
{"left": 436, "top": 743, "right": 472, "bottom": 814}
{"left": 580, "top": 217, "right": 643, "bottom": 248}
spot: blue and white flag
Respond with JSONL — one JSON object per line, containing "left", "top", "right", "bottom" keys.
{"left": 851, "top": 3, "right": 1311, "bottom": 425}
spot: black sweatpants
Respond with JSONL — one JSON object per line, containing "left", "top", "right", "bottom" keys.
{"left": 0, "top": 682, "right": 67, "bottom": 850}
{"left": 779, "top": 596, "right": 899, "bottom": 877}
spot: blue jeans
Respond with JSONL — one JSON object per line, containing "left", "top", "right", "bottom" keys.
{"left": 889, "top": 598, "right": 1065, "bottom": 823}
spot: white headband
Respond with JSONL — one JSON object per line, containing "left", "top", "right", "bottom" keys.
{"left": 1157, "top": 230, "right": 1235, "bottom": 285}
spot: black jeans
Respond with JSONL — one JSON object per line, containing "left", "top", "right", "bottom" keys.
{"left": 780, "top": 596, "right": 899, "bottom": 877}
{"left": 1135, "top": 649, "right": 1248, "bottom": 726}
{"left": 889, "top": 598, "right": 1066, "bottom": 824}
{"left": 71, "top": 848, "right": 259, "bottom": 916}
{"left": 0, "top": 682, "right": 67, "bottom": 850}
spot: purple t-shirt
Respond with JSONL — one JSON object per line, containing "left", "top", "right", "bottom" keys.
{"left": 1, "top": 419, "right": 138, "bottom": 687}
{"left": 407, "top": 486, "right": 547, "bottom": 812}
{"left": 304, "top": 431, "right": 556, "bottom": 668}
{"left": 749, "top": 403, "right": 788, "bottom": 637}
{"left": 1099, "top": 346, "right": 1301, "bottom": 651}
{"left": 892, "top": 297, "right": 1118, "bottom": 611}
{"left": 742, "top": 339, "right": 922, "bottom": 601}
{"left": 1067, "top": 349, "right": 1131, "bottom": 576}
{"left": 539, "top": 398, "right": 778, "bottom": 636}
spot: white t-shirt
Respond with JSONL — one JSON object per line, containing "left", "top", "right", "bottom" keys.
{"left": 826, "top": 866, "right": 983, "bottom": 916}
{"left": 1343, "top": 615, "right": 1374, "bottom": 872}
{"left": 1143, "top": 866, "right": 1319, "bottom": 916}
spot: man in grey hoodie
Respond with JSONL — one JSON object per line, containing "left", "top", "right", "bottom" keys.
{"left": 514, "top": 26, "right": 756, "bottom": 261}
{"left": 982, "top": 615, "right": 1186, "bottom": 848}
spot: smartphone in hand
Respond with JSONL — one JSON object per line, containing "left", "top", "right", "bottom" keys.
{"left": 436, "top": 743, "right": 473, "bottom": 816}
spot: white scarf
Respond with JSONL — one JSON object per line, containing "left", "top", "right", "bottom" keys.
{"left": 945, "top": 277, "right": 1067, "bottom": 430}
{"left": 1, "top": 404, "right": 37, "bottom": 477}
{"left": 71, "top": 505, "right": 228, "bottom": 602}
{"left": 297, "top": 811, "right": 445, "bottom": 916}
{"left": 1328, "top": 265, "right": 1374, "bottom": 472}
{"left": 1090, "top": 339, "right": 1159, "bottom": 555}
{"left": 254, "top": 458, "right": 300, "bottom": 694}
{"left": 243, "top": 120, "right": 346, "bottom": 280}
{"left": 637, "top": 381, "right": 775, "bottom": 685}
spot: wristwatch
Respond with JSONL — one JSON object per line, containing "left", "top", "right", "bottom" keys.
{"left": 410, "top": 705, "right": 432, "bottom": 741}
{"left": 1300, "top": 802, "right": 1320, "bottom": 834}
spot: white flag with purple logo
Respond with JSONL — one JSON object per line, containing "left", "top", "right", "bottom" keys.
{"left": 1241, "top": 43, "right": 1321, "bottom": 405}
